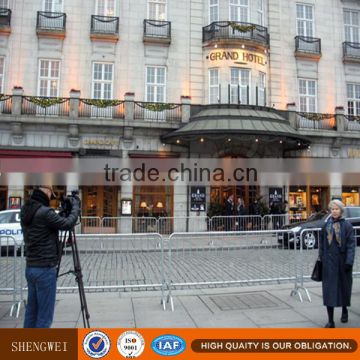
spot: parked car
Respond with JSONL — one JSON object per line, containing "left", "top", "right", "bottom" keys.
{"left": 0, "top": 209, "right": 23, "bottom": 254}
{"left": 277, "top": 207, "right": 360, "bottom": 249}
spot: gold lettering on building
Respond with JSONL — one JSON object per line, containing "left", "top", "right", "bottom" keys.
{"left": 208, "top": 50, "right": 266, "bottom": 66}
{"left": 348, "top": 149, "right": 360, "bottom": 158}
{"left": 83, "top": 138, "right": 119, "bottom": 146}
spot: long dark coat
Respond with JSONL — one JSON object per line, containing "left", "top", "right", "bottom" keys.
{"left": 319, "top": 218, "right": 355, "bottom": 307}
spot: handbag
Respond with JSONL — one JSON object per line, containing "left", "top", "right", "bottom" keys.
{"left": 311, "top": 259, "right": 322, "bottom": 282}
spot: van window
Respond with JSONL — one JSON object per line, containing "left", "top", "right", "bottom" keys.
{"left": 345, "top": 207, "right": 360, "bottom": 218}
{"left": 0, "top": 212, "right": 13, "bottom": 224}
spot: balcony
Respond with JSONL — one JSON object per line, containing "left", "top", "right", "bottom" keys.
{"left": 0, "top": 8, "right": 11, "bottom": 35}
{"left": 343, "top": 42, "right": 360, "bottom": 64}
{"left": 296, "top": 112, "right": 336, "bottom": 131}
{"left": 143, "top": 20, "right": 171, "bottom": 45}
{"left": 202, "top": 21, "right": 269, "bottom": 51}
{"left": 90, "top": 15, "right": 119, "bottom": 42}
{"left": 295, "top": 36, "right": 321, "bottom": 61}
{"left": 36, "top": 11, "right": 66, "bottom": 39}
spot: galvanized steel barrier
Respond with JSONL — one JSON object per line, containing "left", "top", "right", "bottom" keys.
{"left": 210, "top": 215, "right": 262, "bottom": 232}
{"left": 57, "top": 233, "right": 168, "bottom": 309}
{"left": 101, "top": 217, "right": 158, "bottom": 234}
{"left": 0, "top": 236, "right": 24, "bottom": 317}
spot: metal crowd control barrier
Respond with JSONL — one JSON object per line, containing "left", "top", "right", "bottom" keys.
{"left": 56, "top": 233, "right": 168, "bottom": 309}
{"left": 74, "top": 216, "right": 102, "bottom": 234}
{"left": 158, "top": 216, "right": 209, "bottom": 235}
{"left": 262, "top": 214, "right": 306, "bottom": 230}
{"left": 0, "top": 236, "right": 24, "bottom": 318}
{"left": 165, "top": 229, "right": 300, "bottom": 311}
{"left": 102, "top": 217, "right": 158, "bottom": 234}
{"left": 210, "top": 215, "right": 262, "bottom": 232}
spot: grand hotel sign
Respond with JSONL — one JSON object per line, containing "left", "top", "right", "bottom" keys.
{"left": 206, "top": 49, "right": 267, "bottom": 68}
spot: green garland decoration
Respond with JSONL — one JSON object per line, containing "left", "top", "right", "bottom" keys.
{"left": 298, "top": 112, "right": 334, "bottom": 121}
{"left": 26, "top": 97, "right": 66, "bottom": 108}
{"left": 139, "top": 102, "right": 179, "bottom": 112}
{"left": 347, "top": 115, "right": 360, "bottom": 122}
{"left": 81, "top": 99, "right": 123, "bottom": 108}
{"left": 228, "top": 22, "right": 256, "bottom": 33}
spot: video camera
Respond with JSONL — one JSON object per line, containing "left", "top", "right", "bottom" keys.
{"left": 59, "top": 190, "right": 81, "bottom": 217}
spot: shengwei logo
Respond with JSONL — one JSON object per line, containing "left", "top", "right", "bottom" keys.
{"left": 117, "top": 331, "right": 145, "bottom": 358}
{"left": 151, "top": 335, "right": 186, "bottom": 356}
{"left": 83, "top": 330, "right": 111, "bottom": 359}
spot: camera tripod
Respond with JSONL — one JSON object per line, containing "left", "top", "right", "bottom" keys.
{"left": 57, "top": 227, "right": 90, "bottom": 328}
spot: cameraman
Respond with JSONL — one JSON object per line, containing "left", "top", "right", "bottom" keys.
{"left": 20, "top": 186, "right": 80, "bottom": 328}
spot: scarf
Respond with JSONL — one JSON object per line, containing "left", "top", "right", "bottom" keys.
{"left": 326, "top": 217, "right": 342, "bottom": 246}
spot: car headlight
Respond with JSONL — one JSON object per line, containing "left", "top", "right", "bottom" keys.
{"left": 291, "top": 226, "right": 302, "bottom": 233}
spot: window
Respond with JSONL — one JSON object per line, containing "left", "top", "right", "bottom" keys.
{"left": 43, "top": 0, "right": 63, "bottom": 12}
{"left": 96, "top": 0, "right": 115, "bottom": 16}
{"left": 0, "top": 57, "right": 4, "bottom": 94}
{"left": 258, "top": 72, "right": 266, "bottom": 106}
{"left": 344, "top": 10, "right": 360, "bottom": 43}
{"left": 296, "top": 3, "right": 314, "bottom": 37}
{"left": 347, "top": 83, "right": 360, "bottom": 116}
{"left": 209, "top": 68, "right": 219, "bottom": 104}
{"left": 38, "top": 60, "right": 60, "bottom": 97}
{"left": 0, "top": 211, "right": 13, "bottom": 224}
{"left": 229, "top": 0, "right": 249, "bottom": 22}
{"left": 92, "top": 63, "right": 113, "bottom": 99}
{"left": 148, "top": 0, "right": 167, "bottom": 21}
{"left": 230, "top": 68, "right": 250, "bottom": 104}
{"left": 257, "top": 0, "right": 264, "bottom": 26}
{"left": 209, "top": 0, "right": 219, "bottom": 23}
{"left": 0, "top": 0, "right": 9, "bottom": 8}
{"left": 145, "top": 66, "right": 166, "bottom": 102}
{"left": 299, "top": 79, "right": 317, "bottom": 112}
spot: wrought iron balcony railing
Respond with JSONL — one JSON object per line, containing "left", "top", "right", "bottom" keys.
{"left": 345, "top": 115, "right": 360, "bottom": 131}
{"left": 203, "top": 21, "right": 269, "bottom": 46}
{"left": 143, "top": 19, "right": 171, "bottom": 39}
{"left": 79, "top": 99, "right": 124, "bottom": 118}
{"left": 295, "top": 36, "right": 321, "bottom": 55}
{"left": 36, "top": 11, "right": 66, "bottom": 32}
{"left": 0, "top": 8, "right": 11, "bottom": 27}
{"left": 0, "top": 94, "right": 12, "bottom": 114}
{"left": 21, "top": 96, "right": 70, "bottom": 116}
{"left": 343, "top": 41, "right": 360, "bottom": 61}
{"left": 91, "top": 15, "right": 119, "bottom": 35}
{"left": 134, "top": 101, "right": 181, "bottom": 123}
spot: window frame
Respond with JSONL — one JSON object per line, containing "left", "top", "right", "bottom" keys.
{"left": 37, "top": 59, "right": 61, "bottom": 97}
{"left": 230, "top": 67, "right": 251, "bottom": 105}
{"left": 145, "top": 66, "right": 167, "bottom": 103}
{"left": 298, "top": 78, "right": 317, "bottom": 113}
{"left": 147, "top": 0, "right": 167, "bottom": 21}
{"left": 209, "top": 0, "right": 219, "bottom": 24}
{"left": 91, "top": 62, "right": 114, "bottom": 100}
{"left": 344, "top": 9, "right": 360, "bottom": 43}
{"left": 43, "top": 0, "right": 64, "bottom": 12}
{"left": 296, "top": 3, "right": 314, "bottom": 37}
{"left": 0, "top": 57, "right": 5, "bottom": 95}
{"left": 208, "top": 68, "right": 219, "bottom": 104}
{"left": 95, "top": 0, "right": 116, "bottom": 17}
{"left": 229, "top": 0, "right": 249, "bottom": 23}
{"left": 347, "top": 83, "right": 360, "bottom": 116}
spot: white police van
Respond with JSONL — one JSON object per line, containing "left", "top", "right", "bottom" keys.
{"left": 0, "top": 209, "right": 23, "bottom": 252}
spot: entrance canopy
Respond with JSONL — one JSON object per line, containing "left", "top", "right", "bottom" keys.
{"left": 162, "top": 105, "right": 310, "bottom": 156}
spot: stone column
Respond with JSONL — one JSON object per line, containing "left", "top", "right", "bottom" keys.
{"left": 124, "top": 92, "right": 135, "bottom": 121}
{"left": 335, "top": 106, "right": 345, "bottom": 132}
{"left": 286, "top": 102, "right": 297, "bottom": 129}
{"left": 181, "top": 96, "right": 191, "bottom": 123}
{"left": 11, "top": 87, "right": 24, "bottom": 115}
{"left": 69, "top": 89, "right": 80, "bottom": 118}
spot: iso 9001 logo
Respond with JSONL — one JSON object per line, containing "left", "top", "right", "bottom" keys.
{"left": 117, "top": 331, "right": 145, "bottom": 358}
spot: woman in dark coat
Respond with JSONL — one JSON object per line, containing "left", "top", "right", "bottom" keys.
{"left": 320, "top": 199, "right": 355, "bottom": 328}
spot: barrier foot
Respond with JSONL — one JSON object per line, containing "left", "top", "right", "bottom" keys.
{"left": 10, "top": 301, "right": 23, "bottom": 318}
{"left": 290, "top": 285, "right": 311, "bottom": 302}
{"left": 166, "top": 294, "right": 174, "bottom": 312}
{"left": 161, "top": 297, "right": 166, "bottom": 311}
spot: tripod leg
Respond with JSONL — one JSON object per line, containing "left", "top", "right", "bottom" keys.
{"left": 70, "top": 230, "right": 91, "bottom": 328}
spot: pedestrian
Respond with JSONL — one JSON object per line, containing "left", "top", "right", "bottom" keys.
{"left": 20, "top": 186, "right": 80, "bottom": 328}
{"left": 236, "top": 197, "right": 246, "bottom": 230}
{"left": 225, "top": 194, "right": 234, "bottom": 231}
{"left": 319, "top": 199, "right": 355, "bottom": 328}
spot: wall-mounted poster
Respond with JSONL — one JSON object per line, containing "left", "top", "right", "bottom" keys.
{"left": 9, "top": 197, "right": 21, "bottom": 209}
{"left": 190, "top": 186, "right": 206, "bottom": 211}
{"left": 121, "top": 199, "right": 132, "bottom": 216}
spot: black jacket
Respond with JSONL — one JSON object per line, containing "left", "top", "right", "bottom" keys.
{"left": 20, "top": 189, "right": 80, "bottom": 267}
